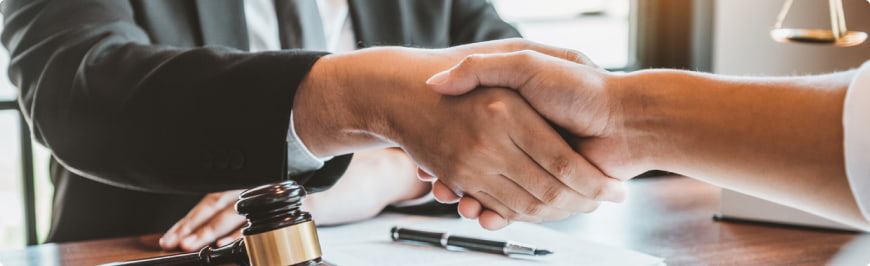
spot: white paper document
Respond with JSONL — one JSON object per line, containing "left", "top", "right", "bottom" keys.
{"left": 317, "top": 214, "right": 663, "bottom": 266}
{"left": 719, "top": 189, "right": 860, "bottom": 231}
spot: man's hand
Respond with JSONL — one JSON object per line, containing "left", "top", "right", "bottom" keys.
{"left": 293, "top": 39, "right": 626, "bottom": 230}
{"left": 424, "top": 49, "right": 648, "bottom": 224}
{"left": 158, "top": 149, "right": 429, "bottom": 252}
{"left": 159, "top": 190, "right": 244, "bottom": 252}
{"left": 427, "top": 49, "right": 646, "bottom": 179}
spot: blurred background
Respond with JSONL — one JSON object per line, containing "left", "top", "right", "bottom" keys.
{"left": 0, "top": 0, "right": 868, "bottom": 249}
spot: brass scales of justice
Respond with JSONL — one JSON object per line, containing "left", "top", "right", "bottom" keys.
{"left": 770, "top": 0, "right": 867, "bottom": 47}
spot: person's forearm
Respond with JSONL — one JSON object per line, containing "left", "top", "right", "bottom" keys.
{"left": 293, "top": 52, "right": 392, "bottom": 158}
{"left": 292, "top": 47, "right": 450, "bottom": 158}
{"left": 619, "top": 69, "right": 869, "bottom": 229}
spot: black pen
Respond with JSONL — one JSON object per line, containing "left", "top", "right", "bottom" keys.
{"left": 390, "top": 226, "right": 553, "bottom": 256}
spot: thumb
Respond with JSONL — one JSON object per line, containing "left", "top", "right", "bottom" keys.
{"left": 426, "top": 51, "right": 542, "bottom": 96}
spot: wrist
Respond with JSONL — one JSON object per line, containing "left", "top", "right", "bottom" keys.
{"left": 293, "top": 54, "right": 390, "bottom": 157}
{"left": 614, "top": 70, "right": 688, "bottom": 171}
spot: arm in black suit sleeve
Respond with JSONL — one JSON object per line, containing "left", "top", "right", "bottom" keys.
{"left": 449, "top": 0, "right": 522, "bottom": 45}
{"left": 1, "top": 0, "right": 350, "bottom": 194}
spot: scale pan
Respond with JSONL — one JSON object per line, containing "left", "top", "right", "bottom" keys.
{"left": 770, "top": 28, "right": 868, "bottom": 47}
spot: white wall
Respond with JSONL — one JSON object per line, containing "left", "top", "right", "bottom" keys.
{"left": 714, "top": 0, "right": 870, "bottom": 76}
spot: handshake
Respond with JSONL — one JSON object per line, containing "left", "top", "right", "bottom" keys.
{"left": 163, "top": 38, "right": 868, "bottom": 251}
{"left": 295, "top": 37, "right": 865, "bottom": 233}
{"left": 294, "top": 38, "right": 663, "bottom": 230}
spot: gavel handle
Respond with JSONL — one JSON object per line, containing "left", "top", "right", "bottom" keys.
{"left": 98, "top": 239, "right": 250, "bottom": 266}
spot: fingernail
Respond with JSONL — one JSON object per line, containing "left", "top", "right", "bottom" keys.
{"left": 426, "top": 71, "right": 450, "bottom": 86}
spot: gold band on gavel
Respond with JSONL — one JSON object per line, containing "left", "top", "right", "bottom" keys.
{"left": 243, "top": 220, "right": 322, "bottom": 266}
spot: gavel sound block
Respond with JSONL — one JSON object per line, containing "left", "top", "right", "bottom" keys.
{"left": 100, "top": 181, "right": 324, "bottom": 266}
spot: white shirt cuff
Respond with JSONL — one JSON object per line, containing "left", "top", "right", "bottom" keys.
{"left": 287, "top": 112, "right": 333, "bottom": 175}
{"left": 844, "top": 61, "right": 870, "bottom": 222}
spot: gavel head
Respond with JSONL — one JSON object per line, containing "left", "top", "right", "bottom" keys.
{"left": 235, "top": 181, "right": 322, "bottom": 266}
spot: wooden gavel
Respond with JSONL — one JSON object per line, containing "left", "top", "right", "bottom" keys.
{"left": 100, "top": 181, "right": 324, "bottom": 266}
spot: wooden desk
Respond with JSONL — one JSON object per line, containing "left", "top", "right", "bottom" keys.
{"left": 1, "top": 176, "right": 868, "bottom": 265}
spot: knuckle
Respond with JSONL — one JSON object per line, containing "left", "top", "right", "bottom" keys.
{"left": 522, "top": 202, "right": 547, "bottom": 217}
{"left": 590, "top": 184, "right": 608, "bottom": 201}
{"left": 549, "top": 155, "right": 577, "bottom": 182}
{"left": 459, "top": 54, "right": 483, "bottom": 69}
{"left": 204, "top": 194, "right": 221, "bottom": 204}
{"left": 562, "top": 48, "right": 587, "bottom": 64}
{"left": 178, "top": 225, "right": 192, "bottom": 235}
{"left": 541, "top": 187, "right": 570, "bottom": 205}
{"left": 484, "top": 100, "right": 511, "bottom": 120}
{"left": 504, "top": 210, "right": 524, "bottom": 221}
{"left": 513, "top": 50, "right": 541, "bottom": 65}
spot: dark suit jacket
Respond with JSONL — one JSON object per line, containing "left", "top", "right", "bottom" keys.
{"left": 1, "top": 0, "right": 519, "bottom": 243}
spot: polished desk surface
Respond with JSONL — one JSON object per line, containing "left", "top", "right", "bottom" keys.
{"left": 1, "top": 176, "right": 868, "bottom": 266}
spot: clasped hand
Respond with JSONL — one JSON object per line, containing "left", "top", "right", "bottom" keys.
{"left": 292, "top": 39, "right": 632, "bottom": 231}
{"left": 419, "top": 40, "right": 649, "bottom": 229}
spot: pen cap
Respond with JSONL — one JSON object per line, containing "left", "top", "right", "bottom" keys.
{"left": 236, "top": 181, "right": 323, "bottom": 266}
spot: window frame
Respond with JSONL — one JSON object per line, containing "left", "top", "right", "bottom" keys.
{"left": 0, "top": 99, "right": 37, "bottom": 246}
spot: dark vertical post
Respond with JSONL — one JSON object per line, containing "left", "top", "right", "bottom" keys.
{"left": 0, "top": 100, "right": 35, "bottom": 245}
{"left": 630, "top": 0, "right": 715, "bottom": 71}
{"left": 19, "top": 111, "right": 37, "bottom": 245}
{"left": 691, "top": 0, "right": 715, "bottom": 72}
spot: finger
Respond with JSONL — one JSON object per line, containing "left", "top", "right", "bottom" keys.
{"left": 217, "top": 230, "right": 243, "bottom": 247}
{"left": 427, "top": 52, "right": 530, "bottom": 95}
{"left": 160, "top": 192, "right": 237, "bottom": 251}
{"left": 176, "top": 192, "right": 238, "bottom": 236}
{"left": 464, "top": 179, "right": 572, "bottom": 225}
{"left": 432, "top": 180, "right": 461, "bottom": 204}
{"left": 159, "top": 230, "right": 180, "bottom": 251}
{"left": 417, "top": 168, "right": 437, "bottom": 182}
{"left": 465, "top": 189, "right": 528, "bottom": 227}
{"left": 478, "top": 209, "right": 510, "bottom": 230}
{"left": 509, "top": 100, "right": 628, "bottom": 204}
{"left": 500, "top": 141, "right": 592, "bottom": 214}
{"left": 506, "top": 39, "right": 597, "bottom": 67}
{"left": 179, "top": 206, "right": 247, "bottom": 252}
{"left": 457, "top": 196, "right": 483, "bottom": 219}
{"left": 429, "top": 50, "right": 566, "bottom": 96}
{"left": 458, "top": 38, "right": 597, "bottom": 67}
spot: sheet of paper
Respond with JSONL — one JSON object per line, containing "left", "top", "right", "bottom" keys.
{"left": 317, "top": 214, "right": 664, "bottom": 266}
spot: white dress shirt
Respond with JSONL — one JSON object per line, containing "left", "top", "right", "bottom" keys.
{"left": 245, "top": 0, "right": 356, "bottom": 175}
{"left": 844, "top": 60, "right": 870, "bottom": 222}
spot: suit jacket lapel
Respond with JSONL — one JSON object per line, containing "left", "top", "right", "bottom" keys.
{"left": 195, "top": 0, "right": 249, "bottom": 50}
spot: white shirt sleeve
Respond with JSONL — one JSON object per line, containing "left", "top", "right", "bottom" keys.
{"left": 843, "top": 60, "right": 870, "bottom": 222}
